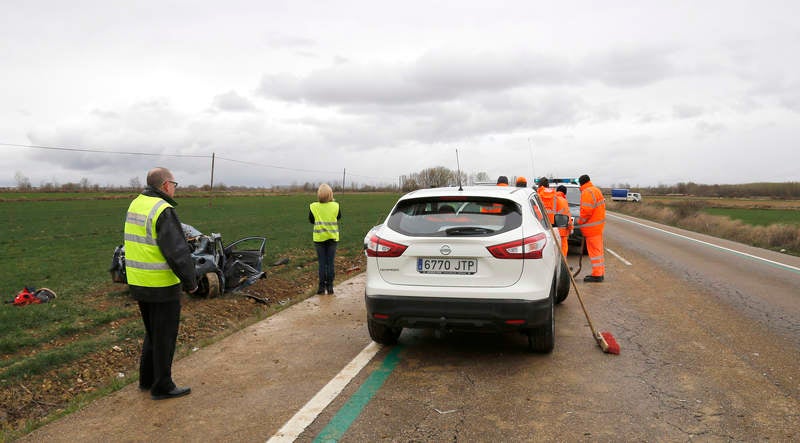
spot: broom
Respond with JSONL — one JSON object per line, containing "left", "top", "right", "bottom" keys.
{"left": 554, "top": 228, "right": 620, "bottom": 354}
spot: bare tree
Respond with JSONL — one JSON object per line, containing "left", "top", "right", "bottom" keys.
{"left": 14, "top": 171, "right": 32, "bottom": 190}
{"left": 129, "top": 176, "right": 141, "bottom": 190}
{"left": 418, "top": 166, "right": 454, "bottom": 188}
{"left": 474, "top": 171, "right": 490, "bottom": 184}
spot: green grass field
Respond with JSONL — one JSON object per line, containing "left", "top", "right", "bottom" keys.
{"left": 0, "top": 192, "right": 398, "bottom": 374}
{"left": 702, "top": 207, "right": 800, "bottom": 226}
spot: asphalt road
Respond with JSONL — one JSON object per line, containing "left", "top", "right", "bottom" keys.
{"left": 21, "top": 213, "right": 800, "bottom": 442}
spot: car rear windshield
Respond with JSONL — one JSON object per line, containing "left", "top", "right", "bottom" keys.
{"left": 386, "top": 197, "right": 521, "bottom": 237}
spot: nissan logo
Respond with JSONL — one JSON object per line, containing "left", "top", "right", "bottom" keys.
{"left": 440, "top": 245, "right": 452, "bottom": 255}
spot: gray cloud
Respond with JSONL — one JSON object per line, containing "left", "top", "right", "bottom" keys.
{"left": 581, "top": 47, "right": 677, "bottom": 88}
{"left": 212, "top": 91, "right": 258, "bottom": 112}
{"left": 673, "top": 104, "right": 705, "bottom": 119}
{"left": 258, "top": 49, "right": 576, "bottom": 107}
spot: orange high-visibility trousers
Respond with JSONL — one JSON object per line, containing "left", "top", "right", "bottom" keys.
{"left": 585, "top": 234, "right": 605, "bottom": 277}
{"left": 560, "top": 234, "right": 569, "bottom": 258}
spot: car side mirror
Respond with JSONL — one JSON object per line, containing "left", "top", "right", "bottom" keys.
{"left": 553, "top": 214, "right": 569, "bottom": 228}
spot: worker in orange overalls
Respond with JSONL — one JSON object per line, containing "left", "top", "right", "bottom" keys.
{"left": 481, "top": 176, "right": 509, "bottom": 214}
{"left": 536, "top": 177, "right": 571, "bottom": 257}
{"left": 555, "top": 185, "right": 573, "bottom": 258}
{"left": 536, "top": 177, "right": 557, "bottom": 222}
{"left": 577, "top": 174, "right": 606, "bottom": 282}
{"left": 515, "top": 176, "right": 527, "bottom": 187}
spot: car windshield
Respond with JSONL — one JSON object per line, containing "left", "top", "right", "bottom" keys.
{"left": 386, "top": 196, "right": 521, "bottom": 237}
{"left": 564, "top": 187, "right": 581, "bottom": 206}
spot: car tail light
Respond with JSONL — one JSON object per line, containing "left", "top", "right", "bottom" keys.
{"left": 487, "top": 233, "right": 547, "bottom": 259}
{"left": 365, "top": 235, "right": 408, "bottom": 257}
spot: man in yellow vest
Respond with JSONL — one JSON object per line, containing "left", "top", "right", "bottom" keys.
{"left": 124, "top": 167, "right": 198, "bottom": 400}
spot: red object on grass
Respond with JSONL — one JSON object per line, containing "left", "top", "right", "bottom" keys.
{"left": 600, "top": 331, "right": 621, "bottom": 355}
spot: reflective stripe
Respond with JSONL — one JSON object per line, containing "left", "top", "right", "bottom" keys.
{"left": 147, "top": 200, "right": 167, "bottom": 239}
{"left": 124, "top": 232, "right": 157, "bottom": 246}
{"left": 126, "top": 213, "right": 147, "bottom": 225}
{"left": 125, "top": 259, "right": 171, "bottom": 271}
{"left": 577, "top": 220, "right": 605, "bottom": 229}
{"left": 314, "top": 228, "right": 340, "bottom": 234}
{"left": 314, "top": 220, "right": 340, "bottom": 235}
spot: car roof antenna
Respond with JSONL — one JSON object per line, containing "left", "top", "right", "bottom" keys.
{"left": 455, "top": 148, "right": 464, "bottom": 191}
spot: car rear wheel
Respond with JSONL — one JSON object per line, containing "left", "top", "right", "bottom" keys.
{"left": 555, "top": 260, "right": 570, "bottom": 304}
{"left": 367, "top": 318, "right": 402, "bottom": 345}
{"left": 527, "top": 286, "right": 555, "bottom": 353}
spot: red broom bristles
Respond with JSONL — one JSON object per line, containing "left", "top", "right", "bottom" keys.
{"left": 600, "top": 331, "right": 620, "bottom": 355}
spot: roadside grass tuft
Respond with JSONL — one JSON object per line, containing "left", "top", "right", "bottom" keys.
{"left": 610, "top": 199, "right": 800, "bottom": 255}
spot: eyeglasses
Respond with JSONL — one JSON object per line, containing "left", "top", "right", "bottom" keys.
{"left": 165, "top": 180, "right": 178, "bottom": 188}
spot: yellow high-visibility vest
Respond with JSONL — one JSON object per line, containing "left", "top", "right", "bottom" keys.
{"left": 124, "top": 194, "right": 181, "bottom": 287}
{"left": 310, "top": 201, "right": 340, "bottom": 242}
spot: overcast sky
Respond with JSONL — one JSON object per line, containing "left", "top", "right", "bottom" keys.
{"left": 2, "top": 0, "right": 799, "bottom": 189}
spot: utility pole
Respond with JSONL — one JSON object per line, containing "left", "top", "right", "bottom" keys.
{"left": 209, "top": 152, "right": 215, "bottom": 207}
{"left": 342, "top": 168, "right": 346, "bottom": 194}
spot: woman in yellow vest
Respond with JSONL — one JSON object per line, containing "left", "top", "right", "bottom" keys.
{"left": 309, "top": 184, "right": 341, "bottom": 294}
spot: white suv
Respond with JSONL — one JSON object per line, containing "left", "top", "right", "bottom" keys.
{"left": 364, "top": 185, "right": 570, "bottom": 353}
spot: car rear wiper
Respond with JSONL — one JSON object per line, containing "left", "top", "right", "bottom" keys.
{"left": 445, "top": 226, "right": 494, "bottom": 235}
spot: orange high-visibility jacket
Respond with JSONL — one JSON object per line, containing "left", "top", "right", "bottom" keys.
{"left": 555, "top": 190, "right": 573, "bottom": 236}
{"left": 480, "top": 182, "right": 509, "bottom": 213}
{"left": 539, "top": 187, "right": 571, "bottom": 235}
{"left": 578, "top": 180, "right": 605, "bottom": 237}
{"left": 537, "top": 187, "right": 558, "bottom": 223}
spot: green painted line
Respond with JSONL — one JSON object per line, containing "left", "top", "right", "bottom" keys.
{"left": 313, "top": 345, "right": 404, "bottom": 443}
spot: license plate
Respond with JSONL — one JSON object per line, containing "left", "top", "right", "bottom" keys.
{"left": 417, "top": 258, "right": 478, "bottom": 275}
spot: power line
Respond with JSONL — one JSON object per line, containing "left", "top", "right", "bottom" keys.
{"left": 215, "top": 156, "right": 336, "bottom": 174}
{"left": 215, "top": 156, "right": 385, "bottom": 180}
{"left": 0, "top": 142, "right": 209, "bottom": 158}
{"left": 2, "top": 141, "right": 391, "bottom": 182}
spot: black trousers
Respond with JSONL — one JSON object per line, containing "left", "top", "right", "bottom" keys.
{"left": 137, "top": 299, "right": 181, "bottom": 394}
{"left": 314, "top": 240, "right": 337, "bottom": 289}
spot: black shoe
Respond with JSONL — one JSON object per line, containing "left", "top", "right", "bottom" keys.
{"left": 327, "top": 286, "right": 334, "bottom": 295}
{"left": 583, "top": 275, "right": 604, "bottom": 283}
{"left": 151, "top": 386, "right": 191, "bottom": 400}
{"left": 316, "top": 288, "right": 325, "bottom": 295}
{"left": 138, "top": 384, "right": 152, "bottom": 391}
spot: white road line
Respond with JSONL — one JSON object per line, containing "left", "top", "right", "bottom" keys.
{"left": 605, "top": 248, "right": 632, "bottom": 265}
{"left": 608, "top": 213, "right": 800, "bottom": 273}
{"left": 267, "top": 341, "right": 382, "bottom": 443}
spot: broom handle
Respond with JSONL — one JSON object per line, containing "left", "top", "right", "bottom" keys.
{"left": 552, "top": 228, "right": 600, "bottom": 338}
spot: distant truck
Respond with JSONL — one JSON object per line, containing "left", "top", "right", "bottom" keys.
{"left": 611, "top": 188, "right": 642, "bottom": 202}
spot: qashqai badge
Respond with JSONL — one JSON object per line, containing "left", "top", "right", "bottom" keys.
{"left": 440, "top": 245, "right": 452, "bottom": 255}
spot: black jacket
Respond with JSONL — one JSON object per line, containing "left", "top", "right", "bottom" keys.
{"left": 128, "top": 187, "right": 198, "bottom": 302}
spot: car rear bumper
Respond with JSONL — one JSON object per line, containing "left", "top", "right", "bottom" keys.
{"left": 365, "top": 294, "right": 552, "bottom": 332}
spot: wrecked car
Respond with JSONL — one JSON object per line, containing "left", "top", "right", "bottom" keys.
{"left": 110, "top": 224, "right": 267, "bottom": 297}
